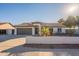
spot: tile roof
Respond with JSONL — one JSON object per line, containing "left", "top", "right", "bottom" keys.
{"left": 32, "top": 22, "right": 43, "bottom": 24}
{"left": 15, "top": 22, "right": 65, "bottom": 27}
{"left": 15, "top": 23, "right": 34, "bottom": 27}
{"left": 41, "top": 23, "right": 65, "bottom": 27}
{"left": 0, "top": 22, "right": 15, "bottom": 29}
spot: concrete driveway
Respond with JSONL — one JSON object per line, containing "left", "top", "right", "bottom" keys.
{"left": 0, "top": 37, "right": 25, "bottom": 52}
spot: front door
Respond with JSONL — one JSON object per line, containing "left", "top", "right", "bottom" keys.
{"left": 35, "top": 28, "right": 39, "bottom": 35}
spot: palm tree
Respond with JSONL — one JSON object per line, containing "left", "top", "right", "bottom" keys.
{"left": 41, "top": 26, "right": 50, "bottom": 36}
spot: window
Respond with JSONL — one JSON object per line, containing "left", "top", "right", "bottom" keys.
{"left": 58, "top": 28, "right": 62, "bottom": 33}
{"left": 0, "top": 30, "right": 6, "bottom": 35}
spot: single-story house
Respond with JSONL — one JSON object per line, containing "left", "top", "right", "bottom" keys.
{"left": 0, "top": 22, "right": 79, "bottom": 35}
{"left": 14, "top": 22, "right": 70, "bottom": 35}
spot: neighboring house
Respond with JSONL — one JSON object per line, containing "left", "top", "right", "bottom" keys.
{"left": 14, "top": 22, "right": 66, "bottom": 35}
{"left": 0, "top": 22, "right": 16, "bottom": 35}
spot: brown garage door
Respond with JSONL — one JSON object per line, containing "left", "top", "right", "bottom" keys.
{"left": 17, "top": 28, "right": 32, "bottom": 35}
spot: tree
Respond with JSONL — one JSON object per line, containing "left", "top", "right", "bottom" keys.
{"left": 64, "top": 16, "right": 77, "bottom": 35}
{"left": 64, "top": 16, "right": 77, "bottom": 28}
{"left": 58, "top": 18, "right": 64, "bottom": 24}
{"left": 76, "top": 16, "right": 79, "bottom": 27}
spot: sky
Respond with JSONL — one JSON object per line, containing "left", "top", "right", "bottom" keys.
{"left": 0, "top": 3, "right": 79, "bottom": 24}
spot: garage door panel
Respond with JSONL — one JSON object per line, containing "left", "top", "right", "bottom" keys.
{"left": 17, "top": 28, "right": 32, "bottom": 35}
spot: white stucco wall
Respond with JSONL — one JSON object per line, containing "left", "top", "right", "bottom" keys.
{"left": 61, "top": 28, "right": 66, "bottom": 33}
{"left": 53, "top": 27, "right": 66, "bottom": 33}
{"left": 53, "top": 28, "right": 58, "bottom": 33}
{"left": 14, "top": 29, "right": 17, "bottom": 35}
{"left": 26, "top": 36, "right": 79, "bottom": 44}
{"left": 75, "top": 26, "right": 79, "bottom": 34}
{"left": 32, "top": 27, "right": 35, "bottom": 35}
{"left": 6, "top": 29, "right": 12, "bottom": 35}
{"left": 39, "top": 25, "right": 42, "bottom": 36}
{"left": 75, "top": 29, "right": 79, "bottom": 34}
{"left": 33, "top": 23, "right": 41, "bottom": 35}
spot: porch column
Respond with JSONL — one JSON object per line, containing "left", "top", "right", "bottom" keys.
{"left": 39, "top": 25, "right": 41, "bottom": 36}
{"left": 32, "top": 27, "right": 35, "bottom": 35}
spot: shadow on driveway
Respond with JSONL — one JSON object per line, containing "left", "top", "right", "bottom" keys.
{"left": 2, "top": 44, "right": 79, "bottom": 56}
